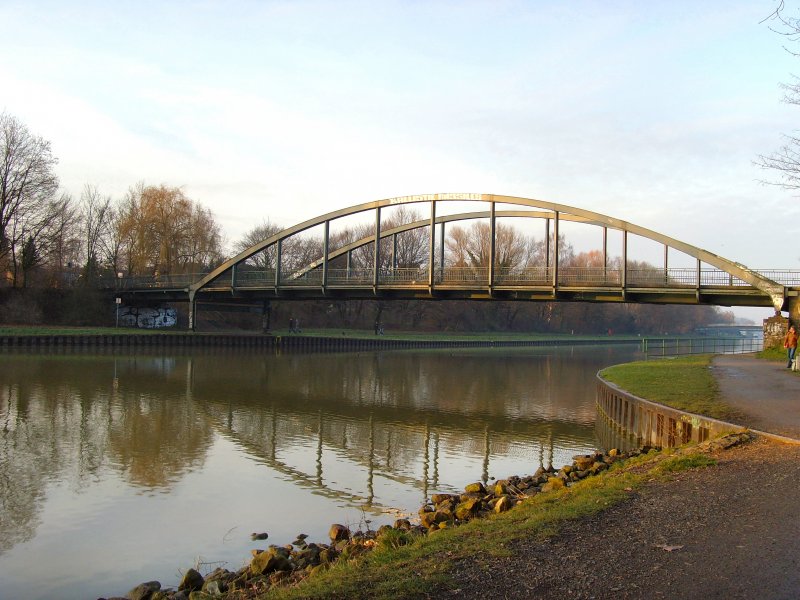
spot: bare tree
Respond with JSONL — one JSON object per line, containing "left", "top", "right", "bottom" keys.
{"left": 233, "top": 220, "right": 283, "bottom": 269}
{"left": 383, "top": 206, "right": 427, "bottom": 269}
{"left": 0, "top": 112, "right": 60, "bottom": 281}
{"left": 756, "top": 2, "right": 800, "bottom": 188}
{"left": 39, "top": 192, "right": 81, "bottom": 287}
{"left": 79, "top": 184, "right": 113, "bottom": 283}
{"left": 98, "top": 204, "right": 123, "bottom": 276}
{"left": 6, "top": 191, "right": 78, "bottom": 287}
{"left": 446, "top": 221, "right": 536, "bottom": 269}
{"left": 322, "top": 207, "right": 427, "bottom": 272}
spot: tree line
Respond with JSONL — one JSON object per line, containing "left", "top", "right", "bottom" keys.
{"left": 0, "top": 111, "right": 223, "bottom": 288}
{"left": 0, "top": 111, "right": 736, "bottom": 332}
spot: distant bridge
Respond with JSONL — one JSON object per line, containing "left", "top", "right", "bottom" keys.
{"left": 694, "top": 324, "right": 764, "bottom": 337}
{"left": 112, "top": 194, "right": 800, "bottom": 330}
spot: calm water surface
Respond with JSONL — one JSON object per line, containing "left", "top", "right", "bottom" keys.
{"left": 0, "top": 344, "right": 641, "bottom": 599}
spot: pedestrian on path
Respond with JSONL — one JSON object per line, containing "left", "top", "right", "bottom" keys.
{"left": 784, "top": 324, "right": 798, "bottom": 368}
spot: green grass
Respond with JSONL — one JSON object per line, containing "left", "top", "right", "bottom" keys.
{"left": 264, "top": 448, "right": 714, "bottom": 600}
{"left": 652, "top": 453, "right": 717, "bottom": 474}
{"left": 599, "top": 354, "right": 740, "bottom": 420}
{"left": 757, "top": 346, "right": 789, "bottom": 362}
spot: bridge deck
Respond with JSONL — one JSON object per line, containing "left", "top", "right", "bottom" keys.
{"left": 111, "top": 264, "right": 799, "bottom": 308}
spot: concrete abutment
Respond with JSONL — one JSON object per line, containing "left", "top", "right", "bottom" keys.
{"left": 596, "top": 376, "right": 745, "bottom": 449}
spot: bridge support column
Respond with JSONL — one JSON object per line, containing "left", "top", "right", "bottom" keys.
{"left": 261, "top": 300, "right": 271, "bottom": 334}
{"left": 188, "top": 291, "right": 197, "bottom": 332}
{"left": 787, "top": 296, "right": 800, "bottom": 330}
{"left": 763, "top": 295, "right": 799, "bottom": 350}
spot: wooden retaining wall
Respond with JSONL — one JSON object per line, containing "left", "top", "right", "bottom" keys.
{"left": 596, "top": 375, "right": 744, "bottom": 449}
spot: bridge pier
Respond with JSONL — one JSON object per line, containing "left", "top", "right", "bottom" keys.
{"left": 787, "top": 295, "right": 800, "bottom": 329}
{"left": 764, "top": 296, "right": 800, "bottom": 349}
{"left": 261, "top": 300, "right": 271, "bottom": 334}
{"left": 188, "top": 291, "right": 197, "bottom": 332}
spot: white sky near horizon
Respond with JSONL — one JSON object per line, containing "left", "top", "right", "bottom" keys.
{"left": 1, "top": 0, "right": 798, "bottom": 322}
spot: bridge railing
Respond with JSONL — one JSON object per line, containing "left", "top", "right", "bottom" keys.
{"left": 91, "top": 272, "right": 207, "bottom": 290}
{"left": 627, "top": 268, "right": 756, "bottom": 288}
{"left": 642, "top": 336, "right": 764, "bottom": 358}
{"left": 557, "top": 267, "right": 620, "bottom": 286}
{"left": 224, "top": 266, "right": 757, "bottom": 288}
{"left": 104, "top": 266, "right": 800, "bottom": 292}
{"left": 755, "top": 270, "right": 800, "bottom": 286}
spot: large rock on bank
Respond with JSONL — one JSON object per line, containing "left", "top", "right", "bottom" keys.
{"left": 126, "top": 580, "right": 161, "bottom": 600}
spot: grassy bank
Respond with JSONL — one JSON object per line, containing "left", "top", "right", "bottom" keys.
{"left": 599, "top": 354, "right": 741, "bottom": 421}
{"left": 262, "top": 449, "right": 715, "bottom": 600}
{"left": 758, "top": 347, "right": 788, "bottom": 362}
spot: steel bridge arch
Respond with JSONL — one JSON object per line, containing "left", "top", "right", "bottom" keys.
{"left": 190, "top": 193, "right": 786, "bottom": 310}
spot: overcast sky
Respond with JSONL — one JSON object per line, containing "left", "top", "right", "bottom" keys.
{"left": 1, "top": 1, "right": 797, "bottom": 321}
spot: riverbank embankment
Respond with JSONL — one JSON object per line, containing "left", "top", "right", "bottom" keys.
{"left": 0, "top": 331, "right": 641, "bottom": 351}
{"left": 600, "top": 353, "right": 800, "bottom": 445}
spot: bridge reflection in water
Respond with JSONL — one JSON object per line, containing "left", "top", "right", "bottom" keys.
{"left": 188, "top": 348, "right": 601, "bottom": 512}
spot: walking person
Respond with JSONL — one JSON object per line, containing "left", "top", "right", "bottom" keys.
{"left": 784, "top": 324, "right": 798, "bottom": 368}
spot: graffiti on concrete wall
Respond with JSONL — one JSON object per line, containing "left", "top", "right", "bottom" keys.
{"left": 119, "top": 306, "right": 177, "bottom": 329}
{"left": 763, "top": 314, "right": 788, "bottom": 349}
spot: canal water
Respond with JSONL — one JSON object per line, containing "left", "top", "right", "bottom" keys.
{"left": 0, "top": 343, "right": 642, "bottom": 599}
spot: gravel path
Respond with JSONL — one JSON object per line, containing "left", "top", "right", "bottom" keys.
{"left": 429, "top": 357, "right": 800, "bottom": 600}
{"left": 712, "top": 354, "right": 800, "bottom": 439}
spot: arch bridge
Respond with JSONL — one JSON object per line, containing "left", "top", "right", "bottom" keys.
{"left": 118, "top": 194, "right": 800, "bottom": 330}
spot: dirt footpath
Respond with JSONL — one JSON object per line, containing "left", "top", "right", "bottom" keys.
{"left": 712, "top": 354, "right": 800, "bottom": 439}
{"left": 434, "top": 357, "right": 800, "bottom": 600}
